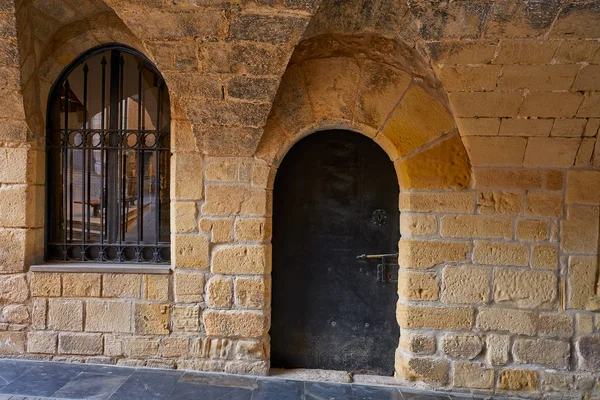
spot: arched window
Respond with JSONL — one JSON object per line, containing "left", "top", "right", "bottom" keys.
{"left": 46, "top": 44, "right": 171, "bottom": 264}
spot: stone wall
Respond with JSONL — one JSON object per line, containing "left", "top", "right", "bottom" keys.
{"left": 0, "top": 0, "right": 598, "bottom": 398}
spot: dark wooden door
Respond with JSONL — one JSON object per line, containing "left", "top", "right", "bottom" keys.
{"left": 271, "top": 130, "right": 400, "bottom": 376}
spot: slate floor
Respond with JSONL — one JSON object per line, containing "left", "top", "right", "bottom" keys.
{"left": 0, "top": 359, "right": 513, "bottom": 400}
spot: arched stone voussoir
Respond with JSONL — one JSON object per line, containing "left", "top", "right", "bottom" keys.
{"left": 394, "top": 133, "right": 472, "bottom": 190}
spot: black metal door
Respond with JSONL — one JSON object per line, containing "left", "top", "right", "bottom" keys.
{"left": 271, "top": 130, "right": 400, "bottom": 376}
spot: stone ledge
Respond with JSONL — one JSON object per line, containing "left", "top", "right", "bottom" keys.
{"left": 30, "top": 263, "right": 171, "bottom": 275}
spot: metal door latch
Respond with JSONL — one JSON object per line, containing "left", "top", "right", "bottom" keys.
{"left": 356, "top": 253, "right": 399, "bottom": 284}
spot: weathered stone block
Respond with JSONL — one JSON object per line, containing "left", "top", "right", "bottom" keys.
{"left": 438, "top": 65, "right": 501, "bottom": 91}
{"left": 125, "top": 337, "right": 159, "bottom": 358}
{"left": 134, "top": 303, "right": 169, "bottom": 335}
{"left": 473, "top": 242, "right": 529, "bottom": 266}
{"left": 203, "top": 185, "right": 267, "bottom": 216}
{"left": 476, "top": 308, "right": 536, "bottom": 335}
{"left": 0, "top": 274, "right": 27, "bottom": 304}
{"left": 26, "top": 331, "right": 56, "bottom": 354}
{"left": 235, "top": 339, "right": 268, "bottom": 360}
{"left": 541, "top": 372, "right": 573, "bottom": 392}
{"left": 58, "top": 333, "right": 103, "bottom": 355}
{"left": 30, "top": 273, "right": 60, "bottom": 297}
{"left": 172, "top": 305, "right": 201, "bottom": 333}
{"left": 573, "top": 65, "right": 600, "bottom": 91}
{"left": 102, "top": 274, "right": 141, "bottom": 298}
{"left": 440, "top": 215, "right": 512, "bottom": 239}
{"left": 494, "top": 269, "right": 557, "bottom": 308}
{"left": 203, "top": 311, "right": 267, "bottom": 338}
{"left": 495, "top": 39, "right": 560, "bottom": 64}
{"left": 562, "top": 206, "right": 599, "bottom": 254}
{"left": 499, "top": 369, "right": 538, "bottom": 391}
{"left": 441, "top": 334, "right": 483, "bottom": 359}
{"left": 474, "top": 168, "right": 542, "bottom": 190}
{"left": 477, "top": 191, "right": 522, "bottom": 214}
{"left": 191, "top": 337, "right": 233, "bottom": 359}
{"left": 62, "top": 273, "right": 100, "bottom": 297}
{"left": 173, "top": 153, "right": 203, "bottom": 200}
{"left": 464, "top": 137, "right": 527, "bottom": 167}
{"left": 396, "top": 353, "right": 449, "bottom": 385}
{"left": 566, "top": 170, "right": 600, "bottom": 205}
{"left": 0, "top": 229, "right": 25, "bottom": 273}
{"left": 399, "top": 192, "right": 475, "bottom": 213}
{"left": 399, "top": 333, "right": 436, "bottom": 355}
{"left": 104, "top": 335, "right": 123, "bottom": 357}
{"left": 199, "top": 219, "right": 233, "bottom": 243}
{"left": 235, "top": 278, "right": 270, "bottom": 308}
{"left": 441, "top": 266, "right": 490, "bottom": 304}
{"left": 538, "top": 313, "right": 574, "bottom": 339}
{"left": 0, "top": 332, "right": 24, "bottom": 355}
{"left": 86, "top": 300, "right": 132, "bottom": 333}
{"left": 144, "top": 275, "right": 169, "bottom": 301}
{"left": 173, "top": 202, "right": 198, "bottom": 234}
{"left": 399, "top": 214, "right": 437, "bottom": 237}
{"left": 486, "top": 334, "right": 510, "bottom": 366}
{"left": 174, "top": 272, "right": 205, "bottom": 303}
{"left": 576, "top": 334, "right": 600, "bottom": 372}
{"left": 428, "top": 40, "right": 497, "bottom": 65}
{"left": 398, "top": 271, "right": 439, "bottom": 301}
{"left": 207, "top": 276, "right": 233, "bottom": 308}
{"left": 456, "top": 117, "right": 500, "bottom": 136}
{"left": 212, "top": 245, "right": 271, "bottom": 275}
{"left": 161, "top": 337, "right": 189, "bottom": 358}
{"left": 1, "top": 304, "right": 28, "bottom": 324}
{"left": 398, "top": 240, "right": 470, "bottom": 269}
{"left": 523, "top": 138, "right": 580, "bottom": 167}
{"left": 234, "top": 218, "right": 272, "bottom": 242}
{"left": 552, "top": 118, "right": 587, "bottom": 137}
{"left": 520, "top": 92, "right": 583, "bottom": 118}
{"left": 517, "top": 219, "right": 549, "bottom": 242}
{"left": 449, "top": 92, "right": 523, "bottom": 118}
{"left": 173, "top": 235, "right": 210, "bottom": 269}
{"left": 546, "top": 170, "right": 565, "bottom": 191}
{"left": 31, "top": 298, "right": 46, "bottom": 329}
{"left": 397, "top": 304, "right": 473, "bottom": 330}
{"left": 531, "top": 245, "right": 558, "bottom": 269}
{"left": 576, "top": 314, "right": 594, "bottom": 334}
{"left": 498, "top": 118, "right": 554, "bottom": 137}
{"left": 513, "top": 338, "right": 570, "bottom": 369}
{"left": 568, "top": 256, "right": 598, "bottom": 310}
{"left": 498, "top": 65, "right": 579, "bottom": 91}
{"left": 453, "top": 362, "right": 494, "bottom": 389}
{"left": 48, "top": 299, "right": 83, "bottom": 332}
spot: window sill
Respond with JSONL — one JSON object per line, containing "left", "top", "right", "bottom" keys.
{"left": 30, "top": 263, "right": 171, "bottom": 275}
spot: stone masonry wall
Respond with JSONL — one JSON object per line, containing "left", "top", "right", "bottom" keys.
{"left": 0, "top": 0, "right": 598, "bottom": 399}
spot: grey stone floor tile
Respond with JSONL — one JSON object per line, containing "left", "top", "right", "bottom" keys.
{"left": 353, "top": 384, "right": 402, "bottom": 400}
{"left": 0, "top": 363, "right": 85, "bottom": 398}
{"left": 107, "top": 369, "right": 183, "bottom": 400}
{"left": 168, "top": 382, "right": 253, "bottom": 400}
{"left": 252, "top": 378, "right": 305, "bottom": 400}
{"left": 305, "top": 381, "right": 355, "bottom": 400}
{"left": 0, "top": 361, "right": 39, "bottom": 386}
{"left": 52, "top": 372, "right": 129, "bottom": 400}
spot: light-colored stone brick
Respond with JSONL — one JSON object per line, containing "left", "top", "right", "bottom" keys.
{"left": 517, "top": 219, "right": 549, "bottom": 242}
{"left": 0, "top": 274, "right": 27, "bottom": 304}
{"left": 207, "top": 276, "right": 233, "bottom": 308}
{"left": 173, "top": 202, "right": 198, "bottom": 233}
{"left": 396, "top": 354, "right": 449, "bottom": 385}
{"left": 440, "top": 215, "right": 512, "bottom": 239}
{"left": 473, "top": 242, "right": 529, "bottom": 266}
{"left": 449, "top": 92, "right": 523, "bottom": 117}
{"left": 399, "top": 240, "right": 470, "bottom": 270}
{"left": 576, "top": 314, "right": 594, "bottom": 334}
{"left": 104, "top": 335, "right": 123, "bottom": 357}
{"left": 477, "top": 191, "right": 522, "bottom": 215}
{"left": 464, "top": 136, "right": 527, "bottom": 166}
{"left": 205, "top": 160, "right": 237, "bottom": 182}
{"left": 531, "top": 245, "right": 558, "bottom": 269}
{"left": 1, "top": 304, "right": 28, "bottom": 324}
{"left": 203, "top": 311, "right": 267, "bottom": 338}
{"left": 31, "top": 298, "right": 46, "bottom": 329}
{"left": 441, "top": 266, "right": 490, "bottom": 304}
{"left": 27, "top": 331, "right": 56, "bottom": 354}
{"left": 48, "top": 299, "right": 83, "bottom": 332}
{"left": 125, "top": 337, "right": 159, "bottom": 358}
{"left": 473, "top": 168, "right": 542, "bottom": 190}
{"left": 540, "top": 372, "right": 574, "bottom": 392}
{"left": 513, "top": 338, "right": 570, "bottom": 369}
{"left": 399, "top": 333, "right": 436, "bottom": 355}
{"left": 578, "top": 92, "right": 600, "bottom": 117}
{"left": 203, "top": 185, "right": 267, "bottom": 216}
{"left": 134, "top": 303, "right": 169, "bottom": 335}
{"left": 235, "top": 218, "right": 272, "bottom": 241}
{"left": 520, "top": 92, "right": 583, "bottom": 118}
{"left": 173, "top": 153, "right": 203, "bottom": 200}
{"left": 494, "top": 269, "right": 557, "bottom": 309}
{"left": 438, "top": 65, "right": 501, "bottom": 91}
{"left": 102, "top": 274, "right": 141, "bottom": 298}
{"left": 172, "top": 305, "right": 201, "bottom": 333}
{"left": 486, "top": 334, "right": 510, "bottom": 366}
{"left": 30, "top": 273, "right": 61, "bottom": 297}
{"left": 552, "top": 119, "right": 587, "bottom": 137}
{"left": 0, "top": 332, "right": 24, "bottom": 355}
{"left": 498, "top": 65, "right": 579, "bottom": 91}
{"left": 235, "top": 278, "right": 270, "bottom": 308}
{"left": 174, "top": 272, "right": 205, "bottom": 303}
{"left": 494, "top": 40, "right": 560, "bottom": 64}
{"left": 546, "top": 170, "right": 565, "bottom": 191}
{"left": 441, "top": 334, "right": 483, "bottom": 359}
{"left": 566, "top": 170, "right": 600, "bottom": 205}
{"left": 499, "top": 369, "right": 538, "bottom": 391}
{"left": 568, "top": 256, "right": 598, "bottom": 310}
{"left": 476, "top": 308, "right": 537, "bottom": 335}
{"left": 499, "top": 118, "right": 553, "bottom": 137}
{"left": 525, "top": 192, "right": 563, "bottom": 217}
{"left": 538, "top": 313, "right": 573, "bottom": 339}
{"left": 523, "top": 137, "right": 580, "bottom": 167}
{"left": 212, "top": 245, "right": 271, "bottom": 275}
{"left": 453, "top": 362, "right": 494, "bottom": 389}
{"left": 86, "top": 300, "right": 132, "bottom": 333}
{"left": 398, "top": 271, "right": 439, "bottom": 301}
{"left": 573, "top": 65, "right": 600, "bottom": 91}
{"left": 428, "top": 40, "right": 497, "bottom": 65}
{"left": 400, "top": 214, "right": 437, "bottom": 237}
{"left": 173, "top": 235, "right": 210, "bottom": 269}
{"left": 561, "top": 205, "right": 599, "bottom": 254}
{"left": 161, "top": 337, "right": 189, "bottom": 358}
{"left": 0, "top": 229, "right": 25, "bottom": 273}
{"left": 144, "top": 275, "right": 169, "bottom": 301}
{"left": 456, "top": 117, "right": 500, "bottom": 136}
{"left": 58, "top": 333, "right": 103, "bottom": 355}
{"left": 62, "top": 273, "right": 100, "bottom": 297}
{"left": 397, "top": 304, "right": 473, "bottom": 330}
{"left": 399, "top": 192, "right": 475, "bottom": 213}
{"left": 199, "top": 218, "right": 233, "bottom": 243}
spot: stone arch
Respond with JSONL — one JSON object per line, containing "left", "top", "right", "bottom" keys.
{"left": 254, "top": 33, "right": 472, "bottom": 191}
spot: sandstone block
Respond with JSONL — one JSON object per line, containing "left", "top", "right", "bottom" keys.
{"left": 576, "top": 335, "right": 600, "bottom": 372}
{"left": 494, "top": 269, "right": 557, "bottom": 309}
{"left": 577, "top": 92, "right": 600, "bottom": 117}
{"left": 125, "top": 337, "right": 159, "bottom": 358}
{"left": 207, "top": 276, "right": 233, "bottom": 308}
{"left": 523, "top": 138, "right": 580, "bottom": 167}
{"left": 235, "top": 277, "right": 270, "bottom": 308}
{"left": 199, "top": 218, "right": 233, "bottom": 243}
{"left": 235, "top": 339, "right": 268, "bottom": 360}
{"left": 538, "top": 313, "right": 574, "bottom": 339}
{"left": 31, "top": 299, "right": 46, "bottom": 329}
{"left": 173, "top": 235, "right": 209, "bottom": 269}
{"left": 428, "top": 40, "right": 497, "bottom": 65}
{"left": 102, "top": 274, "right": 141, "bottom": 298}
{"left": 525, "top": 192, "right": 563, "bottom": 217}
{"left": 191, "top": 337, "right": 233, "bottom": 359}
{"left": 399, "top": 333, "right": 436, "bottom": 355}
{"left": 440, "top": 215, "right": 512, "bottom": 239}
{"left": 477, "top": 191, "right": 522, "bottom": 214}
{"left": 212, "top": 245, "right": 271, "bottom": 275}
{"left": 546, "top": 170, "right": 565, "bottom": 191}
{"left": 134, "top": 303, "right": 169, "bottom": 335}
{"left": 520, "top": 92, "right": 583, "bottom": 118}
{"left": 172, "top": 305, "right": 201, "bottom": 333}
{"left": 203, "top": 185, "right": 267, "bottom": 216}
{"left": 144, "top": 275, "right": 169, "bottom": 301}
{"left": 473, "top": 242, "right": 528, "bottom": 266}
{"left": 494, "top": 40, "right": 560, "bottom": 64}
{"left": 0, "top": 229, "right": 25, "bottom": 273}
{"left": 399, "top": 192, "right": 475, "bottom": 213}
{"left": 0, "top": 332, "right": 24, "bottom": 355}
{"left": 456, "top": 118, "right": 500, "bottom": 136}
{"left": 554, "top": 40, "right": 600, "bottom": 63}
{"left": 498, "top": 65, "right": 579, "bottom": 91}
{"left": 552, "top": 118, "right": 587, "bottom": 137}
{"left": 26, "top": 332, "right": 56, "bottom": 354}
{"left": 441, "top": 334, "right": 483, "bottom": 359}
{"left": 30, "top": 273, "right": 60, "bottom": 297}
{"left": 400, "top": 214, "right": 437, "bottom": 237}
{"left": 161, "top": 337, "right": 189, "bottom": 358}
{"left": 48, "top": 299, "right": 83, "bottom": 331}
{"left": 453, "top": 362, "right": 494, "bottom": 389}
{"left": 499, "top": 369, "right": 538, "bottom": 391}
{"left": 568, "top": 256, "right": 598, "bottom": 310}
{"left": 0, "top": 274, "right": 27, "bottom": 304}
{"left": 398, "top": 240, "right": 470, "bottom": 270}
{"left": 498, "top": 118, "right": 554, "bottom": 137}
{"left": 541, "top": 372, "right": 573, "bottom": 392}
{"left": 473, "top": 168, "right": 542, "bottom": 190}
{"left": 0, "top": 186, "right": 28, "bottom": 227}
{"left": 476, "top": 308, "right": 536, "bottom": 335}
{"left": 397, "top": 304, "right": 473, "bottom": 330}
{"left": 562, "top": 206, "right": 599, "bottom": 254}
{"left": 517, "top": 219, "right": 549, "bottom": 242}
{"left": 1, "top": 304, "right": 28, "bottom": 324}
{"left": 58, "top": 333, "right": 103, "bottom": 355}
{"left": 513, "top": 338, "right": 570, "bottom": 369}
{"left": 104, "top": 335, "right": 123, "bottom": 357}
{"left": 438, "top": 65, "right": 501, "bottom": 92}
{"left": 396, "top": 353, "right": 449, "bottom": 385}
{"left": 398, "top": 271, "right": 439, "bottom": 301}
{"left": 573, "top": 65, "right": 600, "bottom": 91}
{"left": 235, "top": 218, "right": 272, "bottom": 241}
{"left": 531, "top": 245, "right": 558, "bottom": 269}
{"left": 62, "top": 273, "right": 100, "bottom": 297}
{"left": 173, "top": 202, "right": 198, "bottom": 234}
{"left": 205, "top": 160, "right": 237, "bottom": 182}
{"left": 173, "top": 153, "right": 203, "bottom": 200}
{"left": 449, "top": 92, "right": 522, "bottom": 117}
{"left": 441, "top": 266, "right": 490, "bottom": 304}
{"left": 566, "top": 170, "right": 600, "bottom": 205}
{"left": 204, "top": 311, "right": 267, "bottom": 338}
{"left": 174, "top": 272, "right": 205, "bottom": 303}
{"left": 486, "top": 334, "right": 510, "bottom": 366}
{"left": 86, "top": 300, "right": 132, "bottom": 333}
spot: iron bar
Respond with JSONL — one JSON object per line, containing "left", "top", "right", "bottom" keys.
{"left": 137, "top": 62, "right": 144, "bottom": 244}
{"left": 155, "top": 81, "right": 162, "bottom": 245}
{"left": 82, "top": 63, "right": 88, "bottom": 244}
{"left": 100, "top": 56, "right": 106, "bottom": 245}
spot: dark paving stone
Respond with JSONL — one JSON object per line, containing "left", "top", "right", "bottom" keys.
{"left": 0, "top": 360, "right": 38, "bottom": 386}
{"left": 353, "top": 384, "right": 402, "bottom": 400}
{"left": 168, "top": 382, "right": 253, "bottom": 400}
{"left": 305, "top": 381, "right": 355, "bottom": 400}
{"left": 400, "top": 389, "right": 453, "bottom": 400}
{"left": 252, "top": 379, "right": 304, "bottom": 400}
{"left": 180, "top": 372, "right": 257, "bottom": 389}
{"left": 52, "top": 372, "right": 129, "bottom": 400}
{"left": 108, "top": 370, "right": 183, "bottom": 400}
{"left": 0, "top": 362, "right": 85, "bottom": 397}
{"left": 83, "top": 365, "right": 136, "bottom": 377}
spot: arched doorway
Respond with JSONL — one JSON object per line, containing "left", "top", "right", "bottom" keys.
{"left": 271, "top": 130, "right": 400, "bottom": 376}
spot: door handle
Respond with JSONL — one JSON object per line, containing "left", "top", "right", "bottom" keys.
{"left": 356, "top": 253, "right": 398, "bottom": 260}
{"left": 356, "top": 253, "right": 398, "bottom": 284}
